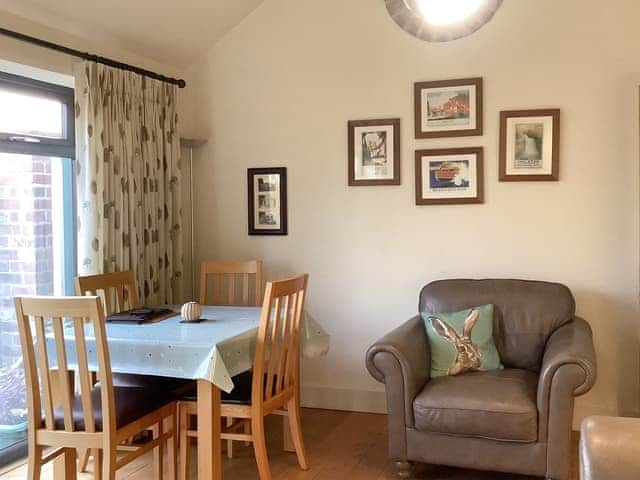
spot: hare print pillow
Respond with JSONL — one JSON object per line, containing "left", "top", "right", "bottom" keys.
{"left": 421, "top": 304, "right": 503, "bottom": 378}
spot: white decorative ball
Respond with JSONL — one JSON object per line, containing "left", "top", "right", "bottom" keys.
{"left": 181, "top": 301, "right": 202, "bottom": 322}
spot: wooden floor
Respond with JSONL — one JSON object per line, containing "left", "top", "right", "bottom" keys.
{"left": 0, "top": 409, "right": 578, "bottom": 480}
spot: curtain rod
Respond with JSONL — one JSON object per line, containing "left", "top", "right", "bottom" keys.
{"left": 0, "top": 26, "right": 186, "bottom": 88}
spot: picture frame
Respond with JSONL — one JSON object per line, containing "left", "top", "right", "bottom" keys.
{"left": 414, "top": 77, "right": 483, "bottom": 138}
{"left": 415, "top": 147, "right": 484, "bottom": 205}
{"left": 348, "top": 118, "right": 400, "bottom": 186}
{"left": 499, "top": 109, "right": 560, "bottom": 181}
{"left": 247, "top": 167, "right": 287, "bottom": 235}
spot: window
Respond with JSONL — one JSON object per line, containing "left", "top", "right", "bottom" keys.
{"left": 0, "top": 70, "right": 75, "bottom": 468}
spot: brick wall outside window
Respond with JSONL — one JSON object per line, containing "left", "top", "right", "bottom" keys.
{"left": 0, "top": 155, "right": 54, "bottom": 369}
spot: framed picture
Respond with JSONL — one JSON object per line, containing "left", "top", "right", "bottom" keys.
{"left": 414, "top": 77, "right": 483, "bottom": 138}
{"left": 247, "top": 167, "right": 287, "bottom": 235}
{"left": 499, "top": 109, "right": 560, "bottom": 181}
{"left": 415, "top": 147, "right": 484, "bottom": 205}
{"left": 348, "top": 118, "right": 400, "bottom": 186}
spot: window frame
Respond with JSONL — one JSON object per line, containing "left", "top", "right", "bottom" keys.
{"left": 0, "top": 70, "right": 75, "bottom": 159}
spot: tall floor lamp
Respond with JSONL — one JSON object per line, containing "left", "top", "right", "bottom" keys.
{"left": 180, "top": 137, "right": 207, "bottom": 300}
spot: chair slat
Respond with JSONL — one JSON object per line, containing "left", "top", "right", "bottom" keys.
{"left": 242, "top": 274, "right": 249, "bottom": 305}
{"left": 34, "top": 316, "right": 55, "bottom": 430}
{"left": 73, "top": 318, "right": 96, "bottom": 433}
{"left": 264, "top": 297, "right": 282, "bottom": 400}
{"left": 276, "top": 292, "right": 295, "bottom": 393}
{"left": 52, "top": 317, "right": 74, "bottom": 431}
{"left": 228, "top": 275, "right": 236, "bottom": 305}
{"left": 115, "top": 285, "right": 125, "bottom": 312}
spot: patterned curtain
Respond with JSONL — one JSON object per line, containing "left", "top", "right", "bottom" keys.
{"left": 74, "top": 61, "right": 183, "bottom": 305}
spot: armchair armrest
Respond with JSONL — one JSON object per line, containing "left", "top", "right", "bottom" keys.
{"left": 580, "top": 416, "right": 640, "bottom": 480}
{"left": 366, "top": 315, "right": 430, "bottom": 427}
{"left": 536, "top": 315, "right": 597, "bottom": 459}
{"left": 537, "top": 316, "right": 597, "bottom": 404}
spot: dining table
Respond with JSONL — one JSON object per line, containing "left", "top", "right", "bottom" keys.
{"left": 50, "top": 304, "right": 330, "bottom": 480}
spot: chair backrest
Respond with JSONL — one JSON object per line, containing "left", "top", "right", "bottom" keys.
{"left": 14, "top": 296, "right": 115, "bottom": 437}
{"left": 75, "top": 271, "right": 139, "bottom": 315}
{"left": 419, "top": 279, "right": 575, "bottom": 371}
{"left": 199, "top": 260, "right": 263, "bottom": 306}
{"left": 251, "top": 274, "right": 308, "bottom": 409}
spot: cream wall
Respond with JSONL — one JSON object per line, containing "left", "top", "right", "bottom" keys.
{"left": 185, "top": 0, "right": 640, "bottom": 423}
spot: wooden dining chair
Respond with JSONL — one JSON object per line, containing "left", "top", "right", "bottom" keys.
{"left": 199, "top": 260, "right": 263, "bottom": 306}
{"left": 14, "top": 295, "right": 178, "bottom": 480}
{"left": 179, "top": 274, "right": 310, "bottom": 480}
{"left": 75, "top": 271, "right": 139, "bottom": 314}
{"left": 198, "top": 259, "right": 264, "bottom": 458}
{"left": 75, "top": 271, "right": 192, "bottom": 473}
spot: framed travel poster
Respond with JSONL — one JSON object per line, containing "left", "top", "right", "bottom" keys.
{"left": 415, "top": 147, "right": 484, "bottom": 205}
{"left": 247, "top": 167, "right": 287, "bottom": 235}
{"left": 348, "top": 118, "right": 400, "bottom": 186}
{"left": 414, "top": 77, "right": 483, "bottom": 138}
{"left": 499, "top": 109, "right": 560, "bottom": 181}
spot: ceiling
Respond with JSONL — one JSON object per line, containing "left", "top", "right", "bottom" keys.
{"left": 0, "top": 0, "right": 264, "bottom": 68}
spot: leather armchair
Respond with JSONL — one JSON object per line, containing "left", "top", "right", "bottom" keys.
{"left": 366, "top": 279, "right": 597, "bottom": 480}
{"left": 580, "top": 416, "right": 640, "bottom": 480}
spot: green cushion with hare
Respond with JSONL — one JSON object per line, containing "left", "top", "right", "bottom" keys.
{"left": 421, "top": 304, "right": 503, "bottom": 378}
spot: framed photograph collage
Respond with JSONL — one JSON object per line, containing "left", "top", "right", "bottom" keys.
{"left": 247, "top": 167, "right": 287, "bottom": 235}
{"left": 347, "top": 76, "right": 560, "bottom": 207}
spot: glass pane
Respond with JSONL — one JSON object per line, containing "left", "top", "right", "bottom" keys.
{"left": 0, "top": 89, "right": 64, "bottom": 139}
{"left": 0, "top": 153, "right": 66, "bottom": 456}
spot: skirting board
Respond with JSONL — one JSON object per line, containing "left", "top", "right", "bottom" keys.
{"left": 301, "top": 385, "right": 387, "bottom": 413}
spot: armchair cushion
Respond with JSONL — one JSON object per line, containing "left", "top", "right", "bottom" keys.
{"left": 413, "top": 369, "right": 538, "bottom": 442}
{"left": 422, "top": 304, "right": 502, "bottom": 377}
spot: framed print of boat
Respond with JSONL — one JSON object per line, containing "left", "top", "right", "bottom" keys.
{"left": 414, "top": 77, "right": 483, "bottom": 138}
{"left": 348, "top": 118, "right": 400, "bottom": 186}
{"left": 415, "top": 147, "right": 483, "bottom": 205}
{"left": 247, "top": 167, "right": 287, "bottom": 235}
{"left": 499, "top": 109, "right": 560, "bottom": 181}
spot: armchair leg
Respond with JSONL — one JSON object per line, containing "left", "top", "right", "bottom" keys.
{"left": 394, "top": 461, "right": 412, "bottom": 478}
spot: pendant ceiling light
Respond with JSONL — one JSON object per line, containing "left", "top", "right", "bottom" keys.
{"left": 385, "top": 0, "right": 503, "bottom": 42}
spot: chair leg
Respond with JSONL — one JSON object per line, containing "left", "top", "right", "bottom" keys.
{"left": 102, "top": 449, "right": 117, "bottom": 480}
{"left": 179, "top": 409, "right": 190, "bottom": 480}
{"left": 167, "top": 413, "right": 178, "bottom": 480}
{"left": 226, "top": 416, "right": 234, "bottom": 458}
{"left": 153, "top": 422, "right": 164, "bottom": 480}
{"left": 53, "top": 448, "right": 77, "bottom": 480}
{"left": 244, "top": 421, "right": 251, "bottom": 446}
{"left": 251, "top": 416, "right": 272, "bottom": 480}
{"left": 77, "top": 448, "right": 90, "bottom": 472}
{"left": 27, "top": 444, "right": 42, "bottom": 480}
{"left": 286, "top": 397, "right": 309, "bottom": 470}
{"left": 94, "top": 448, "right": 103, "bottom": 480}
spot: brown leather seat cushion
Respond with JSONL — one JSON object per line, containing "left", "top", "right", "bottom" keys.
{"left": 413, "top": 369, "right": 538, "bottom": 443}
{"left": 181, "top": 370, "right": 254, "bottom": 405}
{"left": 53, "top": 383, "right": 175, "bottom": 431}
{"left": 113, "top": 373, "right": 194, "bottom": 397}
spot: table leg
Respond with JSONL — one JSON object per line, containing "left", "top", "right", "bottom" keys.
{"left": 283, "top": 416, "right": 295, "bottom": 452}
{"left": 197, "top": 379, "right": 221, "bottom": 480}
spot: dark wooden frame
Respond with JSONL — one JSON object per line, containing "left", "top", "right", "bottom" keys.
{"left": 499, "top": 109, "right": 560, "bottom": 181}
{"left": 247, "top": 167, "right": 288, "bottom": 235}
{"left": 348, "top": 118, "right": 401, "bottom": 186}
{"left": 414, "top": 77, "right": 483, "bottom": 139}
{"left": 415, "top": 147, "right": 484, "bottom": 205}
